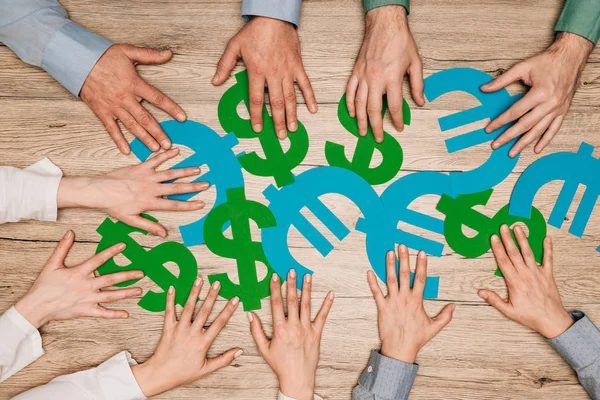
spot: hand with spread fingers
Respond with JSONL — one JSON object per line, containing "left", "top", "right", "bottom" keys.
{"left": 247, "top": 271, "right": 334, "bottom": 400}
{"left": 347, "top": 5, "right": 424, "bottom": 143}
{"left": 212, "top": 16, "right": 318, "bottom": 140}
{"left": 367, "top": 245, "right": 455, "bottom": 363}
{"left": 131, "top": 279, "right": 242, "bottom": 397}
{"left": 14, "top": 230, "right": 144, "bottom": 329}
{"left": 481, "top": 32, "right": 593, "bottom": 157}
{"left": 57, "top": 148, "right": 208, "bottom": 237}
{"left": 80, "top": 44, "right": 187, "bottom": 155}
{"left": 478, "top": 225, "right": 574, "bottom": 339}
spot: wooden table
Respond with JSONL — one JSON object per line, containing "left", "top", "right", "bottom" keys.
{"left": 1, "top": 0, "right": 600, "bottom": 398}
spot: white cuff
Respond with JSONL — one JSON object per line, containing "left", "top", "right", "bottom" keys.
{"left": 94, "top": 351, "right": 147, "bottom": 400}
{"left": 278, "top": 390, "right": 323, "bottom": 400}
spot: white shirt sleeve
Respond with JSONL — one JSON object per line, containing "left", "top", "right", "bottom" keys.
{"left": 0, "top": 306, "right": 44, "bottom": 383}
{"left": 13, "top": 351, "right": 147, "bottom": 400}
{"left": 278, "top": 391, "right": 323, "bottom": 400}
{"left": 0, "top": 158, "right": 63, "bottom": 224}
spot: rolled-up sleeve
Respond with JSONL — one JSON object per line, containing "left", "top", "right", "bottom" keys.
{"left": 555, "top": 0, "right": 600, "bottom": 45}
{"left": 0, "top": 158, "right": 63, "bottom": 224}
{"left": 352, "top": 350, "right": 418, "bottom": 400}
{"left": 0, "top": 0, "right": 112, "bottom": 96}
{"left": 241, "top": 0, "right": 302, "bottom": 27}
{"left": 549, "top": 310, "right": 600, "bottom": 399}
{"left": 363, "top": 0, "right": 410, "bottom": 14}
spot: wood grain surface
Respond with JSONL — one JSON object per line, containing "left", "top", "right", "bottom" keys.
{"left": 1, "top": 0, "right": 599, "bottom": 398}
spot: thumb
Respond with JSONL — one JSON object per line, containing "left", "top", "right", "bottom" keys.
{"left": 478, "top": 289, "right": 514, "bottom": 317}
{"left": 247, "top": 312, "right": 270, "bottom": 354}
{"left": 480, "top": 63, "right": 526, "bottom": 92}
{"left": 212, "top": 40, "right": 240, "bottom": 86}
{"left": 202, "top": 348, "right": 243, "bottom": 375}
{"left": 123, "top": 45, "right": 173, "bottom": 65}
{"left": 431, "top": 303, "right": 455, "bottom": 332}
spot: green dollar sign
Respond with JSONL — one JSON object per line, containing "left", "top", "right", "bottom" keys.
{"left": 324, "top": 93, "right": 409, "bottom": 185}
{"left": 203, "top": 187, "right": 282, "bottom": 311}
{"left": 96, "top": 214, "right": 198, "bottom": 312}
{"left": 436, "top": 189, "right": 547, "bottom": 277}
{"left": 218, "top": 70, "right": 309, "bottom": 188}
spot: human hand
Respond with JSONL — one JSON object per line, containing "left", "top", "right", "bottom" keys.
{"left": 247, "top": 272, "right": 334, "bottom": 400}
{"left": 213, "top": 16, "right": 317, "bottom": 139}
{"left": 367, "top": 245, "right": 455, "bottom": 363}
{"left": 478, "top": 225, "right": 573, "bottom": 339}
{"left": 57, "top": 148, "right": 208, "bottom": 237}
{"left": 14, "top": 230, "right": 143, "bottom": 329}
{"left": 131, "top": 279, "right": 241, "bottom": 397}
{"left": 346, "top": 5, "right": 424, "bottom": 143}
{"left": 80, "top": 44, "right": 187, "bottom": 155}
{"left": 481, "top": 32, "right": 593, "bottom": 157}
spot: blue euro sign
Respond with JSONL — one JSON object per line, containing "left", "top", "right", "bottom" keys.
{"left": 130, "top": 120, "right": 245, "bottom": 247}
{"left": 509, "top": 142, "right": 600, "bottom": 238}
{"left": 424, "top": 68, "right": 523, "bottom": 196}
{"left": 355, "top": 171, "right": 447, "bottom": 299}
{"left": 261, "top": 166, "right": 384, "bottom": 288}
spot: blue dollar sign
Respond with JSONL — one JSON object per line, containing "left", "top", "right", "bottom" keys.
{"left": 355, "top": 171, "right": 447, "bottom": 299}
{"left": 261, "top": 166, "right": 384, "bottom": 288}
{"left": 424, "top": 68, "right": 523, "bottom": 196}
{"left": 130, "top": 120, "right": 245, "bottom": 247}
{"left": 509, "top": 142, "right": 600, "bottom": 237}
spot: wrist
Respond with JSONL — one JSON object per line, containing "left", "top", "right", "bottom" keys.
{"left": 381, "top": 341, "right": 417, "bottom": 364}
{"left": 279, "top": 376, "right": 315, "bottom": 400}
{"left": 57, "top": 176, "right": 96, "bottom": 209}
{"left": 132, "top": 357, "right": 175, "bottom": 397}
{"left": 551, "top": 32, "right": 593, "bottom": 65}
{"left": 366, "top": 5, "right": 407, "bottom": 29}
{"left": 15, "top": 294, "right": 52, "bottom": 329}
{"left": 539, "top": 309, "right": 574, "bottom": 339}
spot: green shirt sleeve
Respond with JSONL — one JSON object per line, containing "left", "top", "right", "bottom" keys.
{"left": 363, "top": 0, "right": 409, "bottom": 15}
{"left": 555, "top": 0, "right": 600, "bottom": 44}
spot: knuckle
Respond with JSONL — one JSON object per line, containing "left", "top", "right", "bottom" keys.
{"left": 116, "top": 92, "right": 127, "bottom": 101}
{"left": 250, "top": 95, "right": 264, "bottom": 107}
{"left": 139, "top": 113, "right": 151, "bottom": 126}
{"left": 271, "top": 98, "right": 285, "bottom": 110}
{"left": 284, "top": 91, "right": 296, "bottom": 102}
{"left": 153, "top": 93, "right": 165, "bottom": 106}
{"left": 388, "top": 104, "right": 402, "bottom": 114}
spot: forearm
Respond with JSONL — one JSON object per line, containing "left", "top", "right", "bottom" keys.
{"left": 549, "top": 311, "right": 600, "bottom": 399}
{"left": 57, "top": 176, "right": 100, "bottom": 209}
{"left": 352, "top": 351, "right": 418, "bottom": 400}
{"left": 555, "top": 0, "right": 600, "bottom": 45}
{"left": 241, "top": 0, "right": 302, "bottom": 27}
{"left": 0, "top": 0, "right": 112, "bottom": 96}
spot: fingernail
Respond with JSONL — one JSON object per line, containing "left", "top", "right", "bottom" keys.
{"left": 212, "top": 281, "right": 220, "bottom": 290}
{"left": 247, "top": 312, "right": 254, "bottom": 322}
{"left": 195, "top": 167, "right": 202, "bottom": 174}
{"left": 136, "top": 287, "right": 143, "bottom": 295}
{"left": 200, "top": 182, "right": 210, "bottom": 190}
{"left": 501, "top": 224, "right": 509, "bottom": 232}
{"left": 159, "top": 231, "right": 167, "bottom": 238}
{"left": 329, "top": 291, "right": 335, "bottom": 300}
{"left": 194, "top": 278, "right": 201, "bottom": 287}
{"left": 289, "top": 122, "right": 298, "bottom": 131}
{"left": 212, "top": 73, "right": 220, "bottom": 84}
{"left": 234, "top": 349, "right": 244, "bottom": 359}
{"left": 150, "top": 142, "right": 160, "bottom": 151}
{"left": 159, "top": 49, "right": 171, "bottom": 57}
{"left": 135, "top": 271, "right": 144, "bottom": 279}
{"left": 399, "top": 244, "right": 407, "bottom": 252}
{"left": 305, "top": 274, "right": 312, "bottom": 283}
{"left": 491, "top": 142, "right": 499, "bottom": 149}
{"left": 418, "top": 250, "right": 426, "bottom": 258}
{"left": 121, "top": 313, "right": 129, "bottom": 319}
{"left": 253, "top": 124, "right": 262, "bottom": 132}
{"left": 64, "top": 230, "right": 73, "bottom": 239}
{"left": 118, "top": 243, "right": 126, "bottom": 251}
{"left": 176, "top": 113, "right": 186, "bottom": 122}
{"left": 168, "top": 286, "right": 174, "bottom": 294}
{"left": 272, "top": 273, "right": 279, "bottom": 282}
{"left": 387, "top": 250, "right": 395, "bottom": 259}
{"left": 161, "top": 140, "right": 171, "bottom": 149}
{"left": 277, "top": 130, "right": 286, "bottom": 139}
{"left": 232, "top": 296, "right": 239, "bottom": 305}
{"left": 310, "top": 104, "right": 318, "bottom": 113}
{"left": 478, "top": 291, "right": 488, "bottom": 299}
{"left": 491, "top": 235, "right": 499, "bottom": 242}
{"left": 289, "top": 269, "right": 296, "bottom": 279}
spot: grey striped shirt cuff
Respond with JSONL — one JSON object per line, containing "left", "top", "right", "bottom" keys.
{"left": 549, "top": 311, "right": 600, "bottom": 370}
{"left": 354, "top": 350, "right": 418, "bottom": 400}
{"left": 241, "top": 0, "right": 302, "bottom": 27}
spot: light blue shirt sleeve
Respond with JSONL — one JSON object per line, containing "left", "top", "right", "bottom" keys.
{"left": 352, "top": 351, "right": 419, "bottom": 400}
{"left": 0, "top": 0, "right": 113, "bottom": 97}
{"left": 241, "top": 0, "right": 302, "bottom": 27}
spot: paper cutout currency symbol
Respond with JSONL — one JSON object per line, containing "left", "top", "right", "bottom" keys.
{"left": 96, "top": 215, "right": 198, "bottom": 312}
{"left": 356, "top": 171, "right": 447, "bottom": 299}
{"left": 424, "top": 68, "right": 523, "bottom": 196}
{"left": 262, "top": 166, "right": 385, "bottom": 288}
{"left": 130, "top": 120, "right": 245, "bottom": 247}
{"left": 203, "top": 187, "right": 280, "bottom": 311}
{"left": 510, "top": 142, "right": 600, "bottom": 238}
{"left": 324, "top": 93, "right": 409, "bottom": 185}
{"left": 218, "top": 70, "right": 309, "bottom": 188}
{"left": 436, "top": 189, "right": 547, "bottom": 277}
